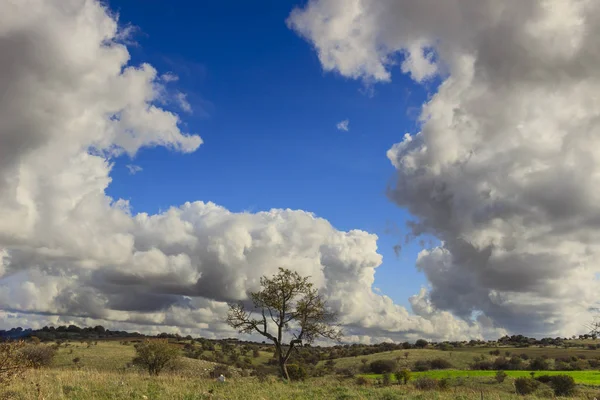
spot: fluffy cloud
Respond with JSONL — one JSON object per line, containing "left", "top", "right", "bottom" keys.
{"left": 0, "top": 0, "right": 504, "bottom": 342}
{"left": 289, "top": 0, "right": 600, "bottom": 337}
{"left": 336, "top": 119, "right": 350, "bottom": 132}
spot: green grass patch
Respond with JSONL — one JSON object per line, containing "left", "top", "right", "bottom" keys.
{"left": 362, "top": 369, "right": 600, "bottom": 386}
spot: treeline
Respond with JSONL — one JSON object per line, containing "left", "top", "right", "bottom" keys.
{"left": 0, "top": 325, "right": 145, "bottom": 341}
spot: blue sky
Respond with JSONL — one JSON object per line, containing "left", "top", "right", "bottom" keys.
{"left": 105, "top": 0, "right": 433, "bottom": 310}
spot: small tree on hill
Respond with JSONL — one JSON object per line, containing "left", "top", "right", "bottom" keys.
{"left": 227, "top": 268, "right": 342, "bottom": 380}
{"left": 133, "top": 339, "right": 179, "bottom": 376}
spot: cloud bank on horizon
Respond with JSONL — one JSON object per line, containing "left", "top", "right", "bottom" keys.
{"left": 289, "top": 0, "right": 600, "bottom": 337}
{"left": 0, "top": 0, "right": 508, "bottom": 342}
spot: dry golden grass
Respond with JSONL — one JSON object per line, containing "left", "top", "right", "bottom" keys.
{"left": 5, "top": 368, "right": 600, "bottom": 400}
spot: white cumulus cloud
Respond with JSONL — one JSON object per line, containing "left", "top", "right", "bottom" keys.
{"left": 0, "top": 0, "right": 506, "bottom": 342}
{"left": 289, "top": 0, "right": 600, "bottom": 337}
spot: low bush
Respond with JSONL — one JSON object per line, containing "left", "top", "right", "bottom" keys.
{"left": 395, "top": 369, "right": 411, "bottom": 384}
{"left": 382, "top": 372, "right": 392, "bottom": 386}
{"left": 470, "top": 360, "right": 494, "bottom": 370}
{"left": 355, "top": 376, "right": 370, "bottom": 386}
{"left": 535, "top": 374, "right": 576, "bottom": 396}
{"left": 495, "top": 370, "right": 507, "bottom": 383}
{"left": 514, "top": 377, "right": 539, "bottom": 395}
{"left": 335, "top": 366, "right": 357, "bottom": 378}
{"left": 414, "top": 377, "right": 439, "bottom": 390}
{"left": 369, "top": 359, "right": 396, "bottom": 374}
{"left": 412, "top": 360, "right": 430, "bottom": 372}
{"left": 529, "top": 357, "right": 550, "bottom": 371}
{"left": 133, "top": 339, "right": 179, "bottom": 376}
{"left": 286, "top": 364, "right": 307, "bottom": 381}
{"left": 438, "top": 378, "right": 450, "bottom": 390}
{"left": 429, "top": 358, "right": 453, "bottom": 369}
{"left": 210, "top": 364, "right": 231, "bottom": 378}
{"left": 19, "top": 345, "right": 56, "bottom": 368}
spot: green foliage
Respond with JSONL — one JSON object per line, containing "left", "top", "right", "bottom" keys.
{"left": 227, "top": 268, "right": 341, "bottom": 380}
{"left": 369, "top": 359, "right": 396, "bottom": 374}
{"left": 429, "top": 358, "right": 453, "bottom": 369}
{"left": 210, "top": 364, "right": 231, "bottom": 378}
{"left": 514, "top": 377, "right": 539, "bottom": 395}
{"left": 413, "top": 377, "right": 439, "bottom": 390}
{"left": 438, "top": 377, "right": 450, "bottom": 390}
{"left": 414, "top": 339, "right": 428, "bottom": 349}
{"left": 381, "top": 372, "right": 392, "bottom": 386}
{"left": 355, "top": 376, "right": 370, "bottom": 386}
{"left": 19, "top": 344, "right": 56, "bottom": 368}
{"left": 495, "top": 370, "right": 507, "bottom": 383}
{"left": 536, "top": 374, "right": 576, "bottom": 396}
{"left": 529, "top": 357, "right": 550, "bottom": 370}
{"left": 0, "top": 341, "right": 30, "bottom": 387}
{"left": 395, "top": 369, "right": 411, "bottom": 384}
{"left": 412, "top": 360, "right": 430, "bottom": 371}
{"left": 286, "top": 364, "right": 307, "bottom": 381}
{"left": 132, "top": 339, "right": 179, "bottom": 376}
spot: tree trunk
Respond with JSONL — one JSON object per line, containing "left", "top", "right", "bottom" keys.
{"left": 280, "top": 360, "right": 290, "bottom": 381}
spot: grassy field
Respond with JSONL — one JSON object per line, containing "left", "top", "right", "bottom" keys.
{"left": 323, "top": 345, "right": 600, "bottom": 371}
{"left": 5, "top": 341, "right": 600, "bottom": 399}
{"left": 453, "top": 345, "right": 600, "bottom": 359}
{"left": 51, "top": 341, "right": 218, "bottom": 377}
{"left": 363, "top": 369, "right": 600, "bottom": 386}
{"left": 321, "top": 348, "right": 481, "bottom": 370}
{"left": 7, "top": 369, "right": 600, "bottom": 400}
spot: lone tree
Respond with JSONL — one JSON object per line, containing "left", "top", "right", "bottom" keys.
{"left": 227, "top": 268, "right": 342, "bottom": 380}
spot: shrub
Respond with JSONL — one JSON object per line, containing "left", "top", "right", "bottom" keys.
{"left": 19, "top": 344, "right": 56, "bottom": 368}
{"left": 252, "top": 366, "right": 273, "bottom": 382}
{"left": 554, "top": 361, "right": 572, "bottom": 371}
{"left": 489, "top": 349, "right": 501, "bottom": 356}
{"left": 414, "top": 377, "right": 438, "bottom": 390}
{"left": 569, "top": 359, "right": 589, "bottom": 371}
{"left": 395, "top": 369, "right": 411, "bottom": 384}
{"left": 514, "top": 377, "right": 539, "bottom": 395}
{"left": 369, "top": 359, "right": 396, "bottom": 374}
{"left": 412, "top": 360, "right": 430, "bottom": 372}
{"left": 355, "top": 376, "right": 370, "bottom": 386}
{"left": 382, "top": 372, "right": 392, "bottom": 386}
{"left": 0, "top": 341, "right": 30, "bottom": 387}
{"left": 529, "top": 357, "right": 550, "bottom": 371}
{"left": 470, "top": 360, "right": 494, "bottom": 370}
{"left": 536, "top": 374, "right": 576, "bottom": 396}
{"left": 133, "top": 339, "right": 180, "bottom": 376}
{"left": 210, "top": 364, "right": 231, "bottom": 378}
{"left": 495, "top": 370, "right": 508, "bottom": 383}
{"left": 415, "top": 339, "right": 428, "bottom": 349}
{"left": 286, "top": 364, "right": 307, "bottom": 381}
{"left": 438, "top": 378, "right": 450, "bottom": 390}
{"left": 335, "top": 367, "right": 357, "bottom": 378}
{"left": 589, "top": 358, "right": 600, "bottom": 368}
{"left": 429, "top": 358, "right": 453, "bottom": 369}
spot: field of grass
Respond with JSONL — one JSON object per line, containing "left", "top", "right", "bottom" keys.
{"left": 321, "top": 348, "right": 481, "bottom": 370}
{"left": 6, "top": 340, "right": 600, "bottom": 399}
{"left": 363, "top": 369, "right": 600, "bottom": 386}
{"left": 7, "top": 369, "right": 600, "bottom": 400}
{"left": 454, "top": 345, "right": 600, "bottom": 359}
{"left": 51, "top": 341, "right": 218, "bottom": 377}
